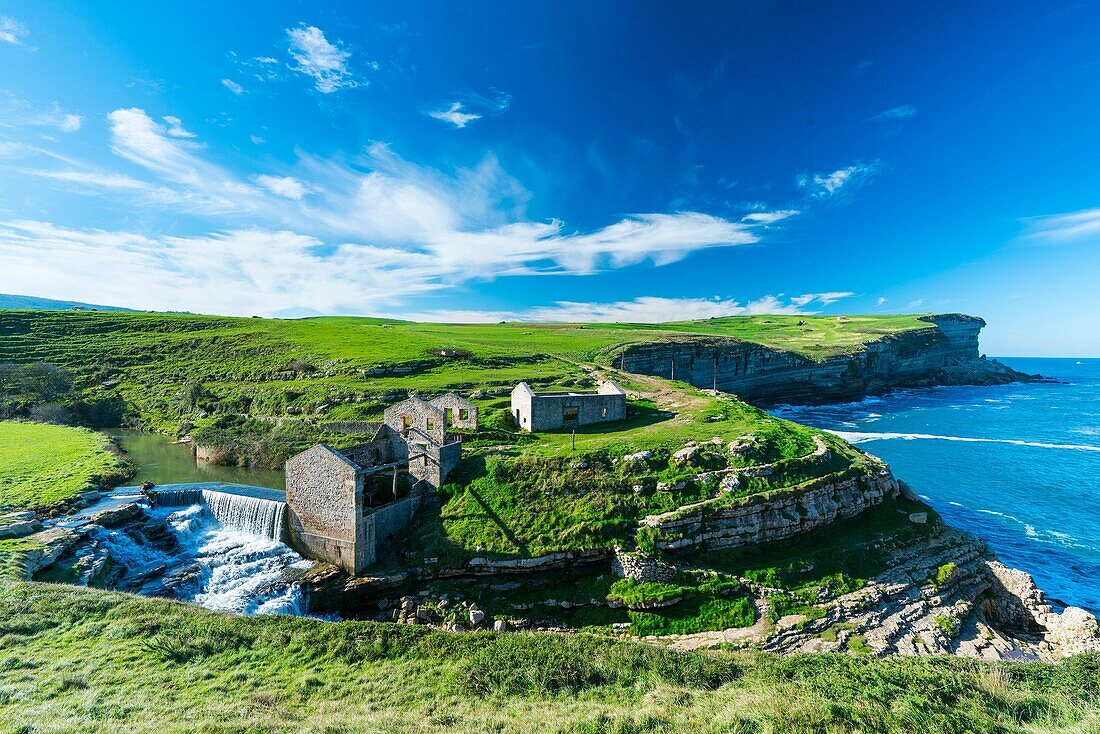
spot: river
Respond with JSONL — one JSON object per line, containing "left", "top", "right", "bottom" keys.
{"left": 106, "top": 430, "right": 286, "bottom": 489}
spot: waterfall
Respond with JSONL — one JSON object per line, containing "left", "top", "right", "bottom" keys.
{"left": 150, "top": 484, "right": 286, "bottom": 542}
{"left": 202, "top": 490, "right": 286, "bottom": 542}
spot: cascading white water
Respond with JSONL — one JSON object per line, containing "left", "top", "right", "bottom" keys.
{"left": 87, "top": 503, "right": 313, "bottom": 616}
{"left": 201, "top": 490, "right": 286, "bottom": 542}
{"left": 152, "top": 484, "right": 286, "bottom": 542}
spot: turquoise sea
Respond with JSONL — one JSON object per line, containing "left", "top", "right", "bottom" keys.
{"left": 774, "top": 358, "right": 1100, "bottom": 612}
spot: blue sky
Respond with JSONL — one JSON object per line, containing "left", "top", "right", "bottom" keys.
{"left": 1, "top": 2, "right": 1099, "bottom": 355}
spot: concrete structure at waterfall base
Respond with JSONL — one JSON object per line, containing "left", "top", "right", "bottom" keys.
{"left": 284, "top": 393, "right": 476, "bottom": 575}
{"left": 511, "top": 380, "right": 627, "bottom": 432}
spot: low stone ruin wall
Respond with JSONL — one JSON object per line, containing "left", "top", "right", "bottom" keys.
{"left": 611, "top": 547, "right": 678, "bottom": 583}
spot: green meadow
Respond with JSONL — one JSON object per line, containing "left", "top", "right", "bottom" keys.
{"left": 0, "top": 421, "right": 129, "bottom": 509}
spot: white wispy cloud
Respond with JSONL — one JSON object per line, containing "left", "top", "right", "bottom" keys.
{"left": 0, "top": 221, "right": 440, "bottom": 316}
{"left": 403, "top": 293, "right": 855, "bottom": 323}
{"left": 875, "top": 296, "right": 888, "bottom": 307}
{"left": 16, "top": 106, "right": 801, "bottom": 315}
{"left": 161, "top": 115, "right": 196, "bottom": 138}
{"left": 0, "top": 16, "right": 28, "bottom": 46}
{"left": 428, "top": 101, "right": 481, "bottom": 129}
{"left": 221, "top": 78, "right": 244, "bottom": 95}
{"left": 788, "top": 291, "right": 854, "bottom": 307}
{"left": 0, "top": 96, "right": 82, "bottom": 133}
{"left": 286, "top": 25, "right": 358, "bottom": 93}
{"left": 252, "top": 174, "right": 309, "bottom": 200}
{"left": 873, "top": 105, "right": 917, "bottom": 121}
{"left": 741, "top": 209, "right": 799, "bottom": 224}
{"left": 1023, "top": 207, "right": 1100, "bottom": 245}
{"left": 797, "top": 163, "right": 876, "bottom": 198}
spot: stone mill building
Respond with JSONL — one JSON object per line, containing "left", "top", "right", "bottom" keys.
{"left": 284, "top": 392, "right": 476, "bottom": 574}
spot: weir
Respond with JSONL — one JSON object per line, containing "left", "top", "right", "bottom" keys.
{"left": 148, "top": 482, "right": 288, "bottom": 542}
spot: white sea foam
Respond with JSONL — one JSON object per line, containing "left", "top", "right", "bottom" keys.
{"left": 828, "top": 429, "right": 1100, "bottom": 452}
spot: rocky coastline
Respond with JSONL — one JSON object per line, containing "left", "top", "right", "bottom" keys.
{"left": 615, "top": 314, "right": 1040, "bottom": 405}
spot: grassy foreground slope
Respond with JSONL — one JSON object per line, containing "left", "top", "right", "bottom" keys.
{"left": 0, "top": 421, "right": 128, "bottom": 509}
{"left": 1, "top": 581, "right": 1098, "bottom": 734}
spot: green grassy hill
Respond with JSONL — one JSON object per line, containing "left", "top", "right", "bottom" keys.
{"left": 0, "top": 581, "right": 1097, "bottom": 734}
{"left": 0, "top": 309, "right": 929, "bottom": 438}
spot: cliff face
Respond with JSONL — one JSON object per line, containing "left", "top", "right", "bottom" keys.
{"left": 617, "top": 314, "right": 1031, "bottom": 405}
{"left": 642, "top": 466, "right": 899, "bottom": 552}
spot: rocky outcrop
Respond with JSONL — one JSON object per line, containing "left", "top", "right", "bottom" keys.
{"left": 643, "top": 465, "right": 899, "bottom": 552}
{"left": 615, "top": 314, "right": 1034, "bottom": 405}
{"left": 612, "top": 547, "right": 678, "bottom": 583}
{"left": 759, "top": 527, "right": 1100, "bottom": 661}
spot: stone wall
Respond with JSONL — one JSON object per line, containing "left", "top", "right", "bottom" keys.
{"left": 361, "top": 484, "right": 428, "bottom": 565}
{"left": 285, "top": 445, "right": 363, "bottom": 573}
{"left": 611, "top": 547, "right": 678, "bottom": 583}
{"left": 384, "top": 396, "right": 447, "bottom": 445}
{"left": 644, "top": 466, "right": 899, "bottom": 552}
{"left": 429, "top": 392, "right": 479, "bottom": 429}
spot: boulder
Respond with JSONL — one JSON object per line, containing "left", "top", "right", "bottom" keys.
{"left": 94, "top": 502, "right": 143, "bottom": 528}
{"left": 0, "top": 520, "right": 40, "bottom": 540}
{"left": 672, "top": 445, "right": 700, "bottom": 465}
{"left": 622, "top": 450, "right": 652, "bottom": 465}
{"left": 469, "top": 605, "right": 486, "bottom": 626}
{"left": 492, "top": 619, "right": 508, "bottom": 632}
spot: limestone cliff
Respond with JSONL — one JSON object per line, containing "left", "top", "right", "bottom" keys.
{"left": 614, "top": 314, "right": 1034, "bottom": 405}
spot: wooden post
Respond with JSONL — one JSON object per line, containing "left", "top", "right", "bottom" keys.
{"left": 572, "top": 429, "right": 576, "bottom": 451}
{"left": 671, "top": 356, "right": 675, "bottom": 382}
{"left": 713, "top": 355, "right": 718, "bottom": 393}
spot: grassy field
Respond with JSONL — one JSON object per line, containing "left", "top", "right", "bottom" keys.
{"left": 0, "top": 581, "right": 1098, "bottom": 733}
{"left": 0, "top": 421, "right": 129, "bottom": 509}
{"left": 0, "top": 310, "right": 933, "bottom": 433}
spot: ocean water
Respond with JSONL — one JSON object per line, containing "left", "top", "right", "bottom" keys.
{"left": 773, "top": 358, "right": 1100, "bottom": 612}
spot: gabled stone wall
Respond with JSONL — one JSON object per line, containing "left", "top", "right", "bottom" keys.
{"left": 285, "top": 445, "right": 363, "bottom": 573}
{"left": 429, "top": 392, "right": 479, "bottom": 429}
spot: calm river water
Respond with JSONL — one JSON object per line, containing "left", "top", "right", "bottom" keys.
{"left": 106, "top": 430, "right": 285, "bottom": 489}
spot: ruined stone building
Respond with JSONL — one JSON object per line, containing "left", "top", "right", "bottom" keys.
{"left": 285, "top": 392, "right": 476, "bottom": 574}
{"left": 510, "top": 380, "right": 627, "bottom": 432}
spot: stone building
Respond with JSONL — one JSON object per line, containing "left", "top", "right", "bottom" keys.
{"left": 285, "top": 393, "right": 476, "bottom": 574}
{"left": 510, "top": 380, "right": 627, "bottom": 432}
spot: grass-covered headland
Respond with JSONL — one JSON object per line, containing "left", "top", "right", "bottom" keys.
{"left": 1, "top": 581, "right": 1098, "bottom": 734}
{"left": 0, "top": 310, "right": 930, "bottom": 459}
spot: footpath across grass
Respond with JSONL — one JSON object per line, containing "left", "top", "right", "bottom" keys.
{"left": 0, "top": 421, "right": 129, "bottom": 509}
{"left": 0, "top": 581, "right": 1098, "bottom": 733}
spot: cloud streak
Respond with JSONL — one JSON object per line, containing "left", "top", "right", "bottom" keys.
{"left": 0, "top": 16, "right": 28, "bottom": 46}
{"left": 403, "top": 293, "right": 855, "bottom": 323}
{"left": 797, "top": 163, "right": 876, "bottom": 199}
{"left": 428, "top": 102, "right": 481, "bottom": 128}
{"left": 873, "top": 104, "right": 917, "bottom": 121}
{"left": 1023, "top": 207, "right": 1100, "bottom": 245}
